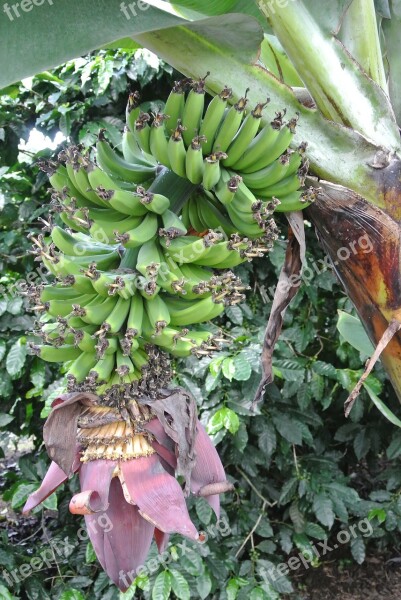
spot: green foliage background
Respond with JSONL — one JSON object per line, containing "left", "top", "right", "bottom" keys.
{"left": 1, "top": 48, "right": 401, "bottom": 600}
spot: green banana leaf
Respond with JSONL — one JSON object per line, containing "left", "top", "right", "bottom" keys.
{"left": 336, "top": 310, "right": 375, "bottom": 356}
{"left": 363, "top": 380, "right": 401, "bottom": 428}
{"left": 170, "top": 0, "right": 237, "bottom": 17}
{"left": 0, "top": 0, "right": 247, "bottom": 89}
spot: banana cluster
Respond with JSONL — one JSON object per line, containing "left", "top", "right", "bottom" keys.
{"left": 133, "top": 75, "right": 314, "bottom": 231}
{"left": 29, "top": 77, "right": 311, "bottom": 402}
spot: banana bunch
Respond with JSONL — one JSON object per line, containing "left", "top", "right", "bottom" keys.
{"left": 133, "top": 76, "right": 314, "bottom": 228}
{"left": 31, "top": 80, "right": 311, "bottom": 403}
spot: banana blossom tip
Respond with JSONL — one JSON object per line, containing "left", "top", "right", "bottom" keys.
{"left": 22, "top": 392, "right": 231, "bottom": 591}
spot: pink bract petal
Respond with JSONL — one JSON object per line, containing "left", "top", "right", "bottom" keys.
{"left": 120, "top": 454, "right": 198, "bottom": 540}
{"left": 191, "top": 422, "right": 228, "bottom": 518}
{"left": 154, "top": 528, "right": 170, "bottom": 553}
{"left": 144, "top": 418, "right": 175, "bottom": 451}
{"left": 84, "top": 477, "right": 154, "bottom": 591}
{"left": 151, "top": 440, "right": 177, "bottom": 472}
{"left": 79, "top": 459, "right": 116, "bottom": 511}
{"left": 69, "top": 490, "right": 103, "bottom": 515}
{"left": 22, "top": 458, "right": 80, "bottom": 514}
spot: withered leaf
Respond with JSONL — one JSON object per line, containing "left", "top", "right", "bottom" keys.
{"left": 253, "top": 211, "right": 306, "bottom": 407}
{"left": 139, "top": 387, "right": 198, "bottom": 494}
{"left": 44, "top": 392, "right": 98, "bottom": 475}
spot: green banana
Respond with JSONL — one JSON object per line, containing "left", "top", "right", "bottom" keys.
{"left": 181, "top": 199, "right": 191, "bottom": 230}
{"left": 90, "top": 269, "right": 138, "bottom": 299}
{"left": 142, "top": 318, "right": 212, "bottom": 356}
{"left": 197, "top": 194, "right": 238, "bottom": 236}
{"left": 41, "top": 250, "right": 117, "bottom": 280}
{"left": 161, "top": 233, "right": 221, "bottom": 264}
{"left": 72, "top": 162, "right": 108, "bottom": 207}
{"left": 125, "top": 90, "right": 141, "bottom": 133}
{"left": 126, "top": 293, "right": 144, "bottom": 338}
{"left": 240, "top": 118, "right": 297, "bottom": 173}
{"left": 210, "top": 252, "right": 248, "bottom": 269}
{"left": 182, "top": 75, "right": 208, "bottom": 147}
{"left": 64, "top": 315, "right": 88, "bottom": 329}
{"left": 80, "top": 294, "right": 119, "bottom": 325}
{"left": 120, "top": 335, "right": 140, "bottom": 357}
{"left": 121, "top": 128, "right": 157, "bottom": 167}
{"left": 159, "top": 209, "right": 187, "bottom": 239}
{"left": 165, "top": 79, "right": 187, "bottom": 136}
{"left": 42, "top": 294, "right": 95, "bottom": 318}
{"left": 136, "top": 239, "right": 162, "bottom": 279}
{"left": 212, "top": 92, "right": 248, "bottom": 153}
{"left": 149, "top": 113, "right": 171, "bottom": 168}
{"left": 130, "top": 347, "right": 150, "bottom": 372}
{"left": 96, "top": 186, "right": 150, "bottom": 218}
{"left": 67, "top": 352, "right": 98, "bottom": 384}
{"left": 190, "top": 240, "right": 245, "bottom": 267}
{"left": 185, "top": 135, "right": 206, "bottom": 184}
{"left": 88, "top": 353, "right": 116, "bottom": 384}
{"left": 40, "top": 284, "right": 85, "bottom": 302}
{"left": 202, "top": 152, "right": 227, "bottom": 191}
{"left": 89, "top": 214, "right": 143, "bottom": 244}
{"left": 144, "top": 294, "right": 171, "bottom": 335}
{"left": 33, "top": 344, "right": 82, "bottom": 362}
{"left": 116, "top": 350, "right": 136, "bottom": 376}
{"left": 96, "top": 133, "right": 156, "bottom": 183}
{"left": 214, "top": 172, "right": 242, "bottom": 206}
{"left": 62, "top": 274, "right": 97, "bottom": 294}
{"left": 188, "top": 194, "right": 207, "bottom": 233}
{"left": 134, "top": 113, "right": 152, "bottom": 155}
{"left": 199, "top": 86, "right": 233, "bottom": 156}
{"left": 99, "top": 295, "right": 131, "bottom": 334}
{"left": 257, "top": 172, "right": 302, "bottom": 199}
{"left": 135, "top": 186, "right": 170, "bottom": 215}
{"left": 47, "top": 164, "right": 88, "bottom": 204}
{"left": 229, "top": 180, "right": 261, "bottom": 216}
{"left": 156, "top": 253, "right": 187, "bottom": 296}
{"left": 269, "top": 189, "right": 316, "bottom": 212}
{"left": 46, "top": 163, "right": 70, "bottom": 191}
{"left": 50, "top": 226, "right": 117, "bottom": 257}
{"left": 230, "top": 111, "right": 285, "bottom": 172}
{"left": 226, "top": 203, "right": 267, "bottom": 238}
{"left": 59, "top": 211, "right": 89, "bottom": 234}
{"left": 240, "top": 150, "right": 303, "bottom": 190}
{"left": 72, "top": 327, "right": 113, "bottom": 353}
{"left": 223, "top": 100, "right": 267, "bottom": 167}
{"left": 115, "top": 211, "right": 159, "bottom": 248}
{"left": 138, "top": 277, "right": 160, "bottom": 300}
{"left": 60, "top": 148, "right": 108, "bottom": 208}
{"left": 179, "top": 263, "right": 214, "bottom": 299}
{"left": 38, "top": 324, "right": 74, "bottom": 345}
{"left": 164, "top": 295, "right": 224, "bottom": 326}
{"left": 168, "top": 121, "right": 187, "bottom": 178}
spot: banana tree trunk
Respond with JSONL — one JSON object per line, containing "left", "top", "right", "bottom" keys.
{"left": 306, "top": 176, "right": 401, "bottom": 401}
